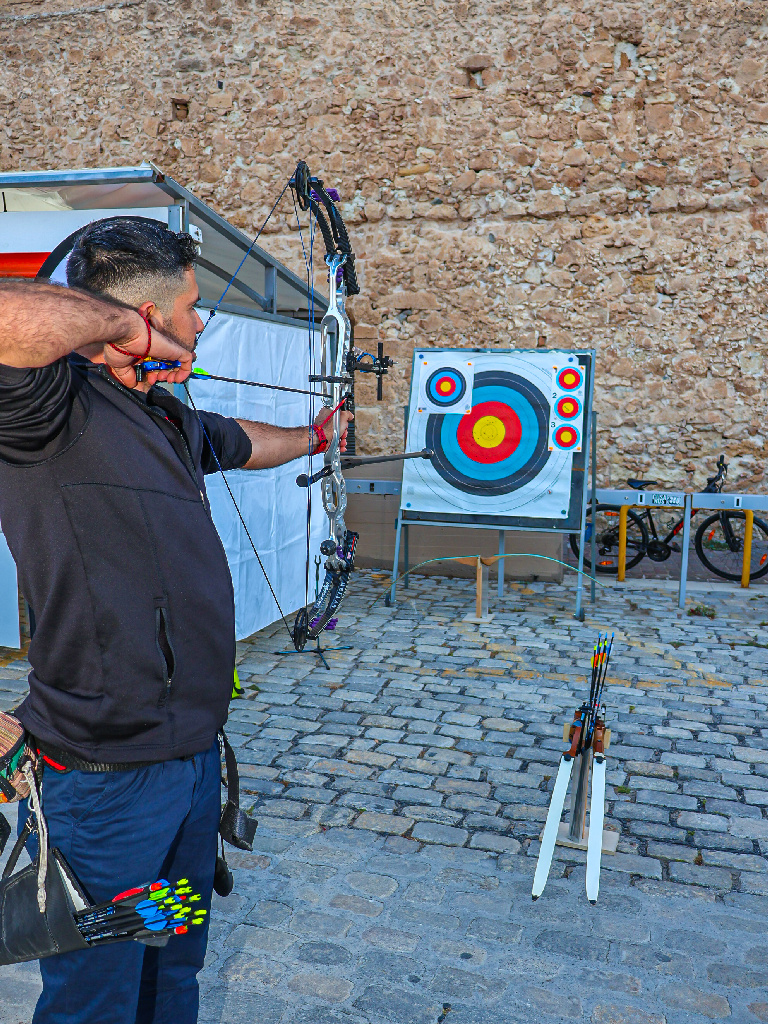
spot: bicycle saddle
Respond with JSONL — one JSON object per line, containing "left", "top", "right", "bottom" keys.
{"left": 627, "top": 478, "right": 660, "bottom": 489}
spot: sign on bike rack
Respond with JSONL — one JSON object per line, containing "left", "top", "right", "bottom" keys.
{"left": 589, "top": 488, "right": 768, "bottom": 608}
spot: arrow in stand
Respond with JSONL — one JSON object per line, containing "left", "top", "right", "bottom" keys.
{"left": 532, "top": 703, "right": 588, "bottom": 900}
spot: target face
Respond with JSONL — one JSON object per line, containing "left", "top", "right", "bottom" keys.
{"left": 426, "top": 370, "right": 550, "bottom": 495}
{"left": 555, "top": 395, "right": 582, "bottom": 420}
{"left": 426, "top": 368, "right": 467, "bottom": 407}
{"left": 556, "top": 366, "right": 583, "bottom": 391}
{"left": 553, "top": 424, "right": 581, "bottom": 450}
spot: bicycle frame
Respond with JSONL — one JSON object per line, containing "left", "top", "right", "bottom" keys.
{"left": 636, "top": 457, "right": 729, "bottom": 551}
{"left": 637, "top": 506, "right": 692, "bottom": 548}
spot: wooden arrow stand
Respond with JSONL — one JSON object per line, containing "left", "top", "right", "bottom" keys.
{"left": 555, "top": 724, "right": 619, "bottom": 854}
{"left": 459, "top": 556, "right": 497, "bottom": 622}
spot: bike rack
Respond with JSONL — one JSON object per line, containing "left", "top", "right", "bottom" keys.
{"left": 590, "top": 489, "right": 768, "bottom": 608}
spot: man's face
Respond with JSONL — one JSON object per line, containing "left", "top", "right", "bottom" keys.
{"left": 157, "top": 268, "right": 205, "bottom": 353}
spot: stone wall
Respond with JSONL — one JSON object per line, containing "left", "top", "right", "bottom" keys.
{"left": 2, "top": 0, "right": 767, "bottom": 488}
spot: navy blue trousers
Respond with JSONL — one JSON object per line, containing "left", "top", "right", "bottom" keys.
{"left": 18, "top": 742, "right": 220, "bottom": 1024}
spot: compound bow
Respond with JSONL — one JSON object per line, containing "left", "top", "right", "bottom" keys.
{"left": 182, "top": 160, "right": 430, "bottom": 658}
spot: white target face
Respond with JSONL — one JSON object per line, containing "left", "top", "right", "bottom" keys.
{"left": 414, "top": 354, "right": 475, "bottom": 415}
{"left": 402, "top": 349, "right": 590, "bottom": 522}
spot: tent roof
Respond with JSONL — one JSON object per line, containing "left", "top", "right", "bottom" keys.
{"left": 0, "top": 162, "right": 325, "bottom": 326}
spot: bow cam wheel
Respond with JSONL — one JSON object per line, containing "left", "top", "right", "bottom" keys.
{"left": 292, "top": 609, "right": 309, "bottom": 651}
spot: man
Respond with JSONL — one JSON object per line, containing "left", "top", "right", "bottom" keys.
{"left": 0, "top": 216, "right": 348, "bottom": 1023}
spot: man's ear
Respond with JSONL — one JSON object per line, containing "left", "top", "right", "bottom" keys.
{"left": 137, "top": 300, "right": 163, "bottom": 330}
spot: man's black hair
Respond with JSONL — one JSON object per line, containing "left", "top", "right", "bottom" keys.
{"left": 66, "top": 216, "right": 198, "bottom": 294}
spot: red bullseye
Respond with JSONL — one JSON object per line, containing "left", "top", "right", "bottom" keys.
{"left": 556, "top": 367, "right": 583, "bottom": 391}
{"left": 436, "top": 377, "right": 457, "bottom": 396}
{"left": 456, "top": 401, "right": 522, "bottom": 464}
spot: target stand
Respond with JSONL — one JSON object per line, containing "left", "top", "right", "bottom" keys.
{"left": 389, "top": 348, "right": 596, "bottom": 620}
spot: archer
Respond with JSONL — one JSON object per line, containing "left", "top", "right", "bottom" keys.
{"left": 0, "top": 215, "right": 349, "bottom": 1023}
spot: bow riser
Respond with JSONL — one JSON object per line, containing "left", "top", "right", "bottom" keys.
{"left": 319, "top": 254, "right": 352, "bottom": 555}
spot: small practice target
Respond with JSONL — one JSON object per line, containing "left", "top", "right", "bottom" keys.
{"left": 555, "top": 395, "right": 582, "bottom": 419}
{"left": 556, "top": 366, "right": 583, "bottom": 391}
{"left": 552, "top": 424, "right": 581, "bottom": 450}
{"left": 426, "top": 368, "right": 467, "bottom": 407}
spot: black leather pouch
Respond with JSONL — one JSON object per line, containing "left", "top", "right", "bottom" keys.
{"left": 0, "top": 823, "right": 89, "bottom": 966}
{"left": 214, "top": 731, "right": 257, "bottom": 898}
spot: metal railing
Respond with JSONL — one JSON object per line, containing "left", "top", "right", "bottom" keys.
{"left": 592, "top": 489, "right": 768, "bottom": 608}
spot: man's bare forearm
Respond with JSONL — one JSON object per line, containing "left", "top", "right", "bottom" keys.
{"left": 237, "top": 419, "right": 315, "bottom": 469}
{"left": 0, "top": 280, "right": 145, "bottom": 367}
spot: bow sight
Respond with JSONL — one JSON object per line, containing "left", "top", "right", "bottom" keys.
{"left": 350, "top": 343, "right": 394, "bottom": 402}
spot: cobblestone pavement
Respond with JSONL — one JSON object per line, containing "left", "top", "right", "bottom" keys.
{"left": 2, "top": 571, "right": 768, "bottom": 1023}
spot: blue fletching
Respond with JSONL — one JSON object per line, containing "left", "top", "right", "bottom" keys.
{"left": 144, "top": 920, "right": 167, "bottom": 931}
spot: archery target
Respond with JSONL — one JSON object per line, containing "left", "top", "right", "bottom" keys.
{"left": 556, "top": 366, "right": 584, "bottom": 391}
{"left": 553, "top": 424, "right": 581, "bottom": 450}
{"left": 426, "top": 371, "right": 550, "bottom": 496}
{"left": 403, "top": 349, "right": 590, "bottom": 522}
{"left": 548, "top": 358, "right": 586, "bottom": 453}
{"left": 426, "top": 367, "right": 467, "bottom": 408}
{"left": 555, "top": 395, "right": 582, "bottom": 420}
{"left": 416, "top": 354, "right": 474, "bottom": 415}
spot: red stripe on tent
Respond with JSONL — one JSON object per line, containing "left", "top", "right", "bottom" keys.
{"left": 0, "top": 253, "right": 50, "bottom": 278}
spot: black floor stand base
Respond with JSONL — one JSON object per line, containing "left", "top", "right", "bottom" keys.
{"left": 274, "top": 636, "right": 352, "bottom": 671}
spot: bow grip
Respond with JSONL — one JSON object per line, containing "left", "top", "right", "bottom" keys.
{"left": 592, "top": 719, "right": 606, "bottom": 756}
{"left": 566, "top": 712, "right": 584, "bottom": 757}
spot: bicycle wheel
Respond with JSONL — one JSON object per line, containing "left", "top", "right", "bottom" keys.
{"left": 695, "top": 511, "right": 768, "bottom": 581}
{"left": 569, "top": 504, "right": 649, "bottom": 574}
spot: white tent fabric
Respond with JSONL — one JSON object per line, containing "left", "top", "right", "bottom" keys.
{"left": 0, "top": 532, "right": 20, "bottom": 648}
{"left": 188, "top": 312, "right": 326, "bottom": 641}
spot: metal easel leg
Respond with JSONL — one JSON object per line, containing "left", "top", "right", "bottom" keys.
{"left": 590, "top": 411, "right": 597, "bottom": 605}
{"left": 387, "top": 514, "right": 403, "bottom": 607}
{"left": 498, "top": 530, "right": 505, "bottom": 599}
{"left": 403, "top": 524, "right": 410, "bottom": 590}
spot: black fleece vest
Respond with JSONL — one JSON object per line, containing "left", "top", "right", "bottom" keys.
{"left": 0, "top": 364, "right": 235, "bottom": 762}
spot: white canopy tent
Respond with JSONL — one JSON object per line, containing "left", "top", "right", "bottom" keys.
{"left": 0, "top": 163, "right": 326, "bottom": 643}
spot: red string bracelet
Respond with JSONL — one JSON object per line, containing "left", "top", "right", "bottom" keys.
{"left": 311, "top": 395, "right": 350, "bottom": 453}
{"left": 109, "top": 315, "right": 152, "bottom": 362}
{"left": 312, "top": 424, "right": 328, "bottom": 453}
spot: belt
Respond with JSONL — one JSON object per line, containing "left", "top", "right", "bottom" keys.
{"left": 35, "top": 740, "right": 171, "bottom": 774}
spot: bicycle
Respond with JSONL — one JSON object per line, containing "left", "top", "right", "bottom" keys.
{"left": 570, "top": 455, "right": 768, "bottom": 582}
